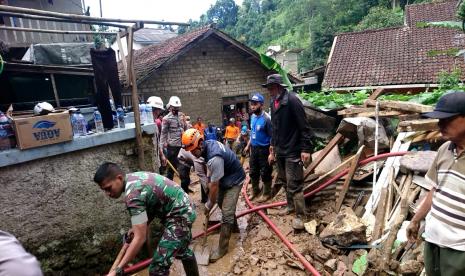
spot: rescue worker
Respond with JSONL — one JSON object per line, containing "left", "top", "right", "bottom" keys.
{"left": 160, "top": 96, "right": 187, "bottom": 180}
{"left": 264, "top": 74, "right": 314, "bottom": 230}
{"left": 193, "top": 117, "right": 206, "bottom": 134}
{"left": 204, "top": 122, "right": 218, "bottom": 141}
{"left": 223, "top": 118, "right": 240, "bottom": 149}
{"left": 244, "top": 92, "right": 273, "bottom": 202}
{"left": 93, "top": 162, "right": 199, "bottom": 276}
{"left": 147, "top": 96, "right": 167, "bottom": 173}
{"left": 182, "top": 129, "right": 246, "bottom": 263}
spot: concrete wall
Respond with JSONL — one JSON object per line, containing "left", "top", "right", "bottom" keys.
{"left": 138, "top": 35, "right": 271, "bottom": 125}
{"left": 0, "top": 136, "right": 156, "bottom": 274}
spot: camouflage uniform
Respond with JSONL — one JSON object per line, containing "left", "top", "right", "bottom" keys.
{"left": 124, "top": 172, "right": 196, "bottom": 276}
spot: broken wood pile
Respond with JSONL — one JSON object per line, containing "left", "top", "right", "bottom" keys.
{"left": 288, "top": 95, "right": 445, "bottom": 275}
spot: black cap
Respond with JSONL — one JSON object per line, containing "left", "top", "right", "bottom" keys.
{"left": 422, "top": 92, "right": 465, "bottom": 119}
{"left": 262, "top": 74, "right": 287, "bottom": 88}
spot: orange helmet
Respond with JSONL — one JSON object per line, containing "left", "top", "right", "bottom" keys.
{"left": 182, "top": 128, "right": 203, "bottom": 151}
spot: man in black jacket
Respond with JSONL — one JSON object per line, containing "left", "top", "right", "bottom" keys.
{"left": 264, "top": 74, "right": 314, "bottom": 230}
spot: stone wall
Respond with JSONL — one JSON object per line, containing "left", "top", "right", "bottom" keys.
{"left": 0, "top": 136, "right": 156, "bottom": 274}
{"left": 138, "top": 35, "right": 271, "bottom": 125}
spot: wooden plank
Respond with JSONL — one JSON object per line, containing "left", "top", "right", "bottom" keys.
{"left": 345, "top": 110, "right": 403, "bottom": 118}
{"left": 363, "top": 132, "right": 414, "bottom": 218}
{"left": 0, "top": 25, "right": 117, "bottom": 35}
{"left": 366, "top": 88, "right": 385, "bottom": 104}
{"left": 304, "top": 133, "right": 344, "bottom": 181}
{"left": 335, "top": 145, "right": 365, "bottom": 212}
{"left": 127, "top": 26, "right": 145, "bottom": 170}
{"left": 303, "top": 155, "right": 355, "bottom": 192}
{"left": 372, "top": 186, "right": 388, "bottom": 241}
{"left": 397, "top": 119, "right": 439, "bottom": 132}
{"left": 365, "top": 99, "right": 433, "bottom": 113}
{"left": 338, "top": 107, "right": 375, "bottom": 116}
{"left": 49, "top": 73, "right": 60, "bottom": 107}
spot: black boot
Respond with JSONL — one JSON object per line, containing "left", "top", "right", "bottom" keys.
{"left": 292, "top": 192, "right": 307, "bottom": 230}
{"left": 257, "top": 180, "right": 272, "bottom": 203}
{"left": 250, "top": 180, "right": 261, "bottom": 200}
{"left": 209, "top": 224, "right": 232, "bottom": 263}
{"left": 277, "top": 191, "right": 295, "bottom": 215}
{"left": 181, "top": 255, "right": 199, "bottom": 276}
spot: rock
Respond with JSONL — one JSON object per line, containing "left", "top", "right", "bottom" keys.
{"left": 265, "top": 260, "right": 278, "bottom": 270}
{"left": 305, "top": 254, "right": 314, "bottom": 263}
{"left": 304, "top": 220, "right": 318, "bottom": 235}
{"left": 400, "top": 150, "right": 437, "bottom": 174}
{"left": 250, "top": 255, "right": 259, "bottom": 266}
{"left": 320, "top": 207, "right": 367, "bottom": 247}
{"left": 324, "top": 259, "right": 338, "bottom": 271}
{"left": 314, "top": 247, "right": 332, "bottom": 262}
{"left": 233, "top": 265, "right": 242, "bottom": 274}
{"left": 399, "top": 260, "right": 423, "bottom": 274}
{"left": 334, "top": 261, "right": 347, "bottom": 276}
{"left": 251, "top": 226, "right": 272, "bottom": 243}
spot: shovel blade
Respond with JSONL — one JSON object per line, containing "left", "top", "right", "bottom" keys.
{"left": 194, "top": 244, "right": 211, "bottom": 266}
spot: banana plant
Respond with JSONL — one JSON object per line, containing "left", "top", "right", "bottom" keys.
{"left": 260, "top": 53, "right": 293, "bottom": 90}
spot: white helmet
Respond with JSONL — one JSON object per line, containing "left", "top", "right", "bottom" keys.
{"left": 167, "top": 96, "right": 182, "bottom": 108}
{"left": 147, "top": 96, "right": 165, "bottom": 110}
{"left": 33, "top": 102, "right": 55, "bottom": 115}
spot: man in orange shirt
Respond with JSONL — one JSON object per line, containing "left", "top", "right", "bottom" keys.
{"left": 224, "top": 118, "right": 240, "bottom": 149}
{"left": 193, "top": 117, "right": 206, "bottom": 134}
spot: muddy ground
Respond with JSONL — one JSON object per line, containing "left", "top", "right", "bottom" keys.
{"left": 131, "top": 175, "right": 360, "bottom": 276}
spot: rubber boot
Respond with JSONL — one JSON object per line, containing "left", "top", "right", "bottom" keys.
{"left": 232, "top": 218, "right": 240, "bottom": 233}
{"left": 249, "top": 180, "right": 261, "bottom": 200}
{"left": 257, "top": 181, "right": 272, "bottom": 203}
{"left": 181, "top": 255, "right": 199, "bottom": 276}
{"left": 292, "top": 192, "right": 307, "bottom": 230}
{"left": 277, "top": 191, "right": 295, "bottom": 216}
{"left": 209, "top": 224, "right": 232, "bottom": 263}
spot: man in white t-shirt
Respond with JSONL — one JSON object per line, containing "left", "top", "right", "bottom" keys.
{"left": 407, "top": 92, "right": 465, "bottom": 275}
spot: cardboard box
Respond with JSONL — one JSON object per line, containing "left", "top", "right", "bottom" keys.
{"left": 13, "top": 112, "right": 73, "bottom": 150}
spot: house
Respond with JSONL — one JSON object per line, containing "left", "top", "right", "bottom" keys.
{"left": 119, "top": 26, "right": 295, "bottom": 125}
{"left": 266, "top": 45, "right": 302, "bottom": 75}
{"left": 111, "top": 28, "right": 177, "bottom": 61}
{"left": 323, "top": 0, "right": 465, "bottom": 91}
{"left": 0, "top": 0, "right": 91, "bottom": 48}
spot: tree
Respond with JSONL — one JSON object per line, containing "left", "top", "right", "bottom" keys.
{"left": 206, "top": 0, "right": 239, "bottom": 29}
{"left": 355, "top": 6, "right": 404, "bottom": 31}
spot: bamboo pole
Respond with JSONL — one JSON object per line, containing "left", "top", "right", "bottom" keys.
{"left": 0, "top": 11, "right": 128, "bottom": 28}
{"left": 0, "top": 25, "right": 117, "bottom": 35}
{"left": 126, "top": 26, "right": 145, "bottom": 170}
{"left": 0, "top": 5, "right": 189, "bottom": 26}
{"left": 50, "top": 73, "right": 61, "bottom": 107}
{"left": 116, "top": 33, "right": 128, "bottom": 79}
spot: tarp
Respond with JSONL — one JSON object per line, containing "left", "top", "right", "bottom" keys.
{"left": 22, "top": 43, "right": 93, "bottom": 65}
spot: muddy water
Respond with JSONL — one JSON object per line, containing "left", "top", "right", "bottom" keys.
{"left": 133, "top": 180, "right": 250, "bottom": 276}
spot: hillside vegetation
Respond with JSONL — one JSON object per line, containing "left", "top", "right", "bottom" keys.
{"left": 180, "top": 0, "right": 430, "bottom": 71}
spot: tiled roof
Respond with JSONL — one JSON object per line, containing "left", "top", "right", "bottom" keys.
{"left": 323, "top": 0, "right": 465, "bottom": 89}
{"left": 405, "top": 0, "right": 459, "bottom": 27}
{"left": 119, "top": 26, "right": 213, "bottom": 86}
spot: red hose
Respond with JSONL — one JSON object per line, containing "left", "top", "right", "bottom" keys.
{"left": 123, "top": 151, "right": 408, "bottom": 274}
{"left": 242, "top": 177, "right": 321, "bottom": 275}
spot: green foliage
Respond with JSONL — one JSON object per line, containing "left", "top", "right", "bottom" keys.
{"left": 183, "top": 0, "right": 434, "bottom": 71}
{"left": 427, "top": 48, "right": 460, "bottom": 57}
{"left": 416, "top": 21, "right": 463, "bottom": 30}
{"left": 299, "top": 89, "right": 369, "bottom": 109}
{"left": 355, "top": 6, "right": 404, "bottom": 31}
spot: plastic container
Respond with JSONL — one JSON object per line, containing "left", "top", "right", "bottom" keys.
{"left": 145, "top": 104, "right": 153, "bottom": 123}
{"left": 77, "top": 111, "right": 87, "bottom": 136}
{"left": 117, "top": 106, "right": 125, "bottom": 129}
{"left": 139, "top": 103, "right": 147, "bottom": 125}
{"left": 93, "top": 108, "right": 104, "bottom": 133}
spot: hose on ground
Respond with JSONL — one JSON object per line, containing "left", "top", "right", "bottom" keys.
{"left": 123, "top": 151, "right": 408, "bottom": 274}
{"left": 242, "top": 176, "right": 322, "bottom": 275}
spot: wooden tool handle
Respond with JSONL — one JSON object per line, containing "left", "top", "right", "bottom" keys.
{"left": 109, "top": 243, "right": 129, "bottom": 273}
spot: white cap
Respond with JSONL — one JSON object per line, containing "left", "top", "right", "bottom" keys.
{"left": 33, "top": 102, "right": 55, "bottom": 115}
{"left": 167, "top": 96, "right": 182, "bottom": 108}
{"left": 147, "top": 96, "right": 165, "bottom": 110}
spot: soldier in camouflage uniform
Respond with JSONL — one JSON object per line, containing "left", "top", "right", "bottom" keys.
{"left": 93, "top": 162, "right": 199, "bottom": 276}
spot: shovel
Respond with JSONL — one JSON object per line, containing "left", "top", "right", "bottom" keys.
{"left": 194, "top": 204, "right": 218, "bottom": 265}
